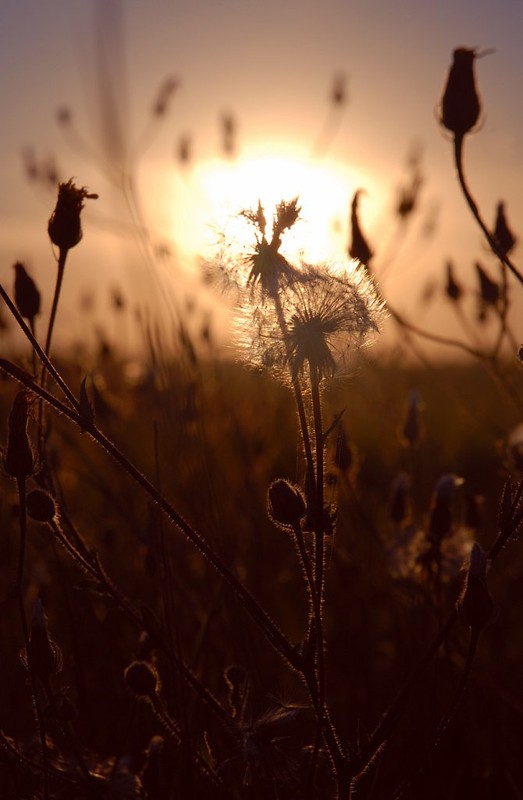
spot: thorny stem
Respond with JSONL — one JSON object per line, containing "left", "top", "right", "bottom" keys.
{"left": 453, "top": 135, "right": 523, "bottom": 288}
{"left": 308, "top": 361, "right": 327, "bottom": 796}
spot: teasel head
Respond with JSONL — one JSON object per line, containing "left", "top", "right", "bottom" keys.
{"left": 3, "top": 391, "right": 36, "bottom": 480}
{"left": 440, "top": 48, "right": 481, "bottom": 137}
{"left": 457, "top": 542, "right": 494, "bottom": 631}
{"left": 48, "top": 178, "right": 98, "bottom": 251}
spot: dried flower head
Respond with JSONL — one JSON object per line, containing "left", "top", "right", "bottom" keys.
{"left": 48, "top": 178, "right": 98, "bottom": 250}
{"left": 240, "top": 261, "right": 384, "bottom": 382}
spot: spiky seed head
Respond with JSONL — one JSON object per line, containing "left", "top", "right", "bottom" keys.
{"left": 124, "top": 660, "right": 160, "bottom": 698}
{"left": 27, "top": 489, "right": 57, "bottom": 523}
{"left": 267, "top": 479, "right": 307, "bottom": 529}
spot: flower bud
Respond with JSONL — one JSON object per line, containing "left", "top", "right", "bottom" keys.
{"left": 440, "top": 48, "right": 481, "bottom": 137}
{"left": 475, "top": 262, "right": 499, "bottom": 306}
{"left": 457, "top": 543, "right": 494, "bottom": 630}
{"left": 4, "top": 391, "right": 35, "bottom": 480}
{"left": 267, "top": 479, "right": 307, "bottom": 529}
{"left": 27, "top": 489, "right": 57, "bottom": 523}
{"left": 124, "top": 660, "right": 160, "bottom": 698}
{"left": 13, "top": 262, "right": 40, "bottom": 323}
{"left": 48, "top": 179, "right": 98, "bottom": 250}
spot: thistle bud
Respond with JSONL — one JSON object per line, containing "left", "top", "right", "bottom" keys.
{"left": 349, "top": 190, "right": 373, "bottom": 268}
{"left": 457, "top": 543, "right": 494, "bottom": 630}
{"left": 27, "top": 489, "right": 57, "bottom": 523}
{"left": 3, "top": 391, "right": 35, "bottom": 480}
{"left": 445, "top": 260, "right": 463, "bottom": 302}
{"left": 48, "top": 179, "right": 98, "bottom": 251}
{"left": 440, "top": 48, "right": 481, "bottom": 137}
{"left": 124, "top": 660, "right": 160, "bottom": 699}
{"left": 400, "top": 389, "right": 421, "bottom": 447}
{"left": 493, "top": 201, "right": 516, "bottom": 257}
{"left": 267, "top": 479, "right": 307, "bottom": 529}
{"left": 13, "top": 262, "right": 40, "bottom": 323}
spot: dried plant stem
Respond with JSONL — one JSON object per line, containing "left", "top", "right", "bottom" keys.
{"left": 273, "top": 292, "right": 316, "bottom": 497}
{"left": 453, "top": 135, "right": 523, "bottom": 287}
{"left": 44, "top": 248, "right": 68, "bottom": 359}
{"left": 15, "top": 477, "right": 49, "bottom": 800}
{"left": 307, "top": 362, "right": 327, "bottom": 796}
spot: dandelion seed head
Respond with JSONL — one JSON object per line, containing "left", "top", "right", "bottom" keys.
{"left": 234, "top": 259, "right": 385, "bottom": 383}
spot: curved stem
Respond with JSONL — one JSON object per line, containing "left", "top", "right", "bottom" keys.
{"left": 453, "top": 135, "right": 523, "bottom": 287}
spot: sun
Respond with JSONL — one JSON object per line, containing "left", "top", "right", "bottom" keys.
{"left": 169, "top": 144, "right": 380, "bottom": 265}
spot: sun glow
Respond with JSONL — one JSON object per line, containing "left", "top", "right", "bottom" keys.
{"left": 169, "top": 146, "right": 380, "bottom": 265}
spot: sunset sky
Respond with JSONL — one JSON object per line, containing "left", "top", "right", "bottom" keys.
{"left": 1, "top": 0, "right": 522, "bottom": 357}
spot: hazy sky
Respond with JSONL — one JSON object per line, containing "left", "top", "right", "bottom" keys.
{"left": 1, "top": 0, "right": 522, "bottom": 356}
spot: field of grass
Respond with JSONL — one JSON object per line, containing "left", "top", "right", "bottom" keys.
{"left": 0, "top": 46, "right": 523, "bottom": 800}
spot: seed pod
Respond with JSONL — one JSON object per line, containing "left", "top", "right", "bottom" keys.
{"left": 457, "top": 542, "right": 494, "bottom": 630}
{"left": 4, "top": 391, "right": 35, "bottom": 480}
{"left": 440, "top": 48, "right": 481, "bottom": 137}
{"left": 124, "top": 660, "right": 160, "bottom": 699}
{"left": 27, "top": 489, "right": 57, "bottom": 523}
{"left": 13, "top": 262, "right": 41, "bottom": 323}
{"left": 48, "top": 179, "right": 98, "bottom": 250}
{"left": 267, "top": 479, "right": 307, "bottom": 529}
{"left": 21, "top": 598, "right": 63, "bottom": 681}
